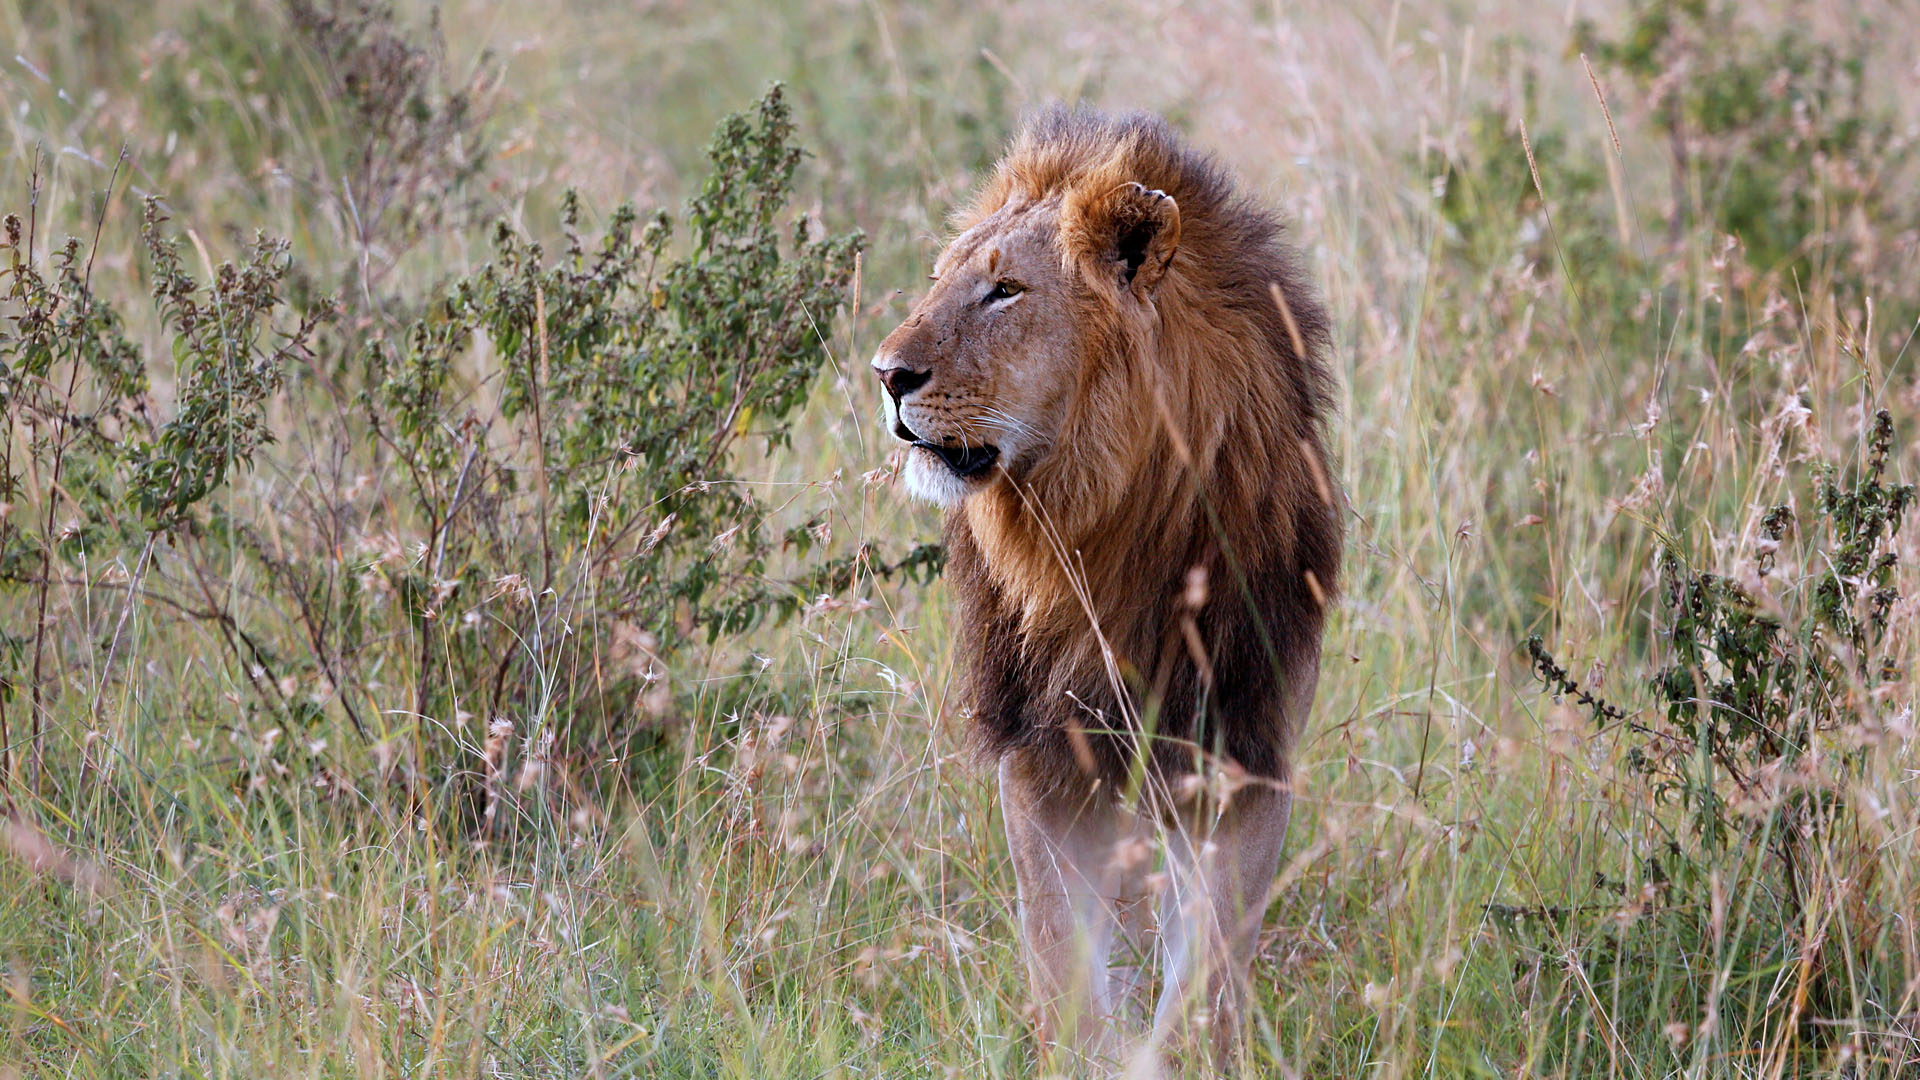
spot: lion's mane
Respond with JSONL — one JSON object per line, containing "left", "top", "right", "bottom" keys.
{"left": 945, "top": 107, "right": 1342, "bottom": 794}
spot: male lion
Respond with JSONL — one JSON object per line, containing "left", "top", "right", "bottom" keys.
{"left": 873, "top": 107, "right": 1341, "bottom": 1066}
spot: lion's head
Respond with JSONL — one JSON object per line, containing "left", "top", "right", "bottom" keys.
{"left": 873, "top": 138, "right": 1181, "bottom": 508}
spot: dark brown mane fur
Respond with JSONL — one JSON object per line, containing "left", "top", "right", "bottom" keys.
{"left": 945, "top": 106, "right": 1342, "bottom": 797}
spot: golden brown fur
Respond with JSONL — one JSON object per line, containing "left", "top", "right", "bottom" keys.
{"left": 873, "top": 106, "right": 1341, "bottom": 1064}
{"left": 880, "top": 106, "right": 1339, "bottom": 792}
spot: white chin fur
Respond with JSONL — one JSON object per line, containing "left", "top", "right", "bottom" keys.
{"left": 902, "top": 449, "right": 973, "bottom": 506}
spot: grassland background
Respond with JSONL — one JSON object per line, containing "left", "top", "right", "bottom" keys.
{"left": 2, "top": 0, "right": 1919, "bottom": 1077}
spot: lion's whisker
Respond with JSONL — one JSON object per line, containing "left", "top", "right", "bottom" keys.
{"left": 970, "top": 408, "right": 1037, "bottom": 444}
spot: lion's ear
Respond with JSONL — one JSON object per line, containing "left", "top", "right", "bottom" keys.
{"left": 1068, "top": 181, "right": 1181, "bottom": 299}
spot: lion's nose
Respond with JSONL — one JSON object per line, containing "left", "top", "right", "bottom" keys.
{"left": 877, "top": 365, "right": 932, "bottom": 402}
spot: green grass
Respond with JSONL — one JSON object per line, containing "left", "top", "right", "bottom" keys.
{"left": 3, "top": 1, "right": 1919, "bottom": 1077}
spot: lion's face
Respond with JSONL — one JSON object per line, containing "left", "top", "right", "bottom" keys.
{"left": 871, "top": 202, "right": 1081, "bottom": 505}
{"left": 873, "top": 181, "right": 1180, "bottom": 505}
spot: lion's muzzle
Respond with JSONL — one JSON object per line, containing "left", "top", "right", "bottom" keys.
{"left": 873, "top": 351, "right": 1002, "bottom": 485}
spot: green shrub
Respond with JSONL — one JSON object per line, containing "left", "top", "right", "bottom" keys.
{"left": 337, "top": 85, "right": 871, "bottom": 756}
{"left": 0, "top": 190, "right": 335, "bottom": 777}
{"left": 1528, "top": 407, "right": 1915, "bottom": 1039}
{"left": 0, "top": 87, "right": 888, "bottom": 804}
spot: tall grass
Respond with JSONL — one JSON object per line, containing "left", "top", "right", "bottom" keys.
{"left": 2, "top": 1, "right": 1917, "bottom": 1077}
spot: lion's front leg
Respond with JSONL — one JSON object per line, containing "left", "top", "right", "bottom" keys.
{"left": 1150, "top": 777, "right": 1292, "bottom": 1063}
{"left": 998, "top": 754, "right": 1147, "bottom": 1067}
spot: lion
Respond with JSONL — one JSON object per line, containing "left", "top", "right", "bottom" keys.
{"left": 872, "top": 106, "right": 1341, "bottom": 1067}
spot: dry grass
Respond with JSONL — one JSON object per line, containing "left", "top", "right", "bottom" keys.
{"left": 2, "top": 1, "right": 1918, "bottom": 1077}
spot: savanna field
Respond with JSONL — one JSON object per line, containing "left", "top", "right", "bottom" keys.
{"left": 2, "top": 1, "right": 1918, "bottom": 1076}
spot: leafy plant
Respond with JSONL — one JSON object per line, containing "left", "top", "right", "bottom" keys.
{"left": 0, "top": 188, "right": 332, "bottom": 780}
{"left": 2, "top": 87, "right": 895, "bottom": 800}
{"left": 324, "top": 85, "right": 875, "bottom": 758}
{"left": 137, "top": 205, "right": 336, "bottom": 530}
{"left": 1529, "top": 407, "right": 1915, "bottom": 1029}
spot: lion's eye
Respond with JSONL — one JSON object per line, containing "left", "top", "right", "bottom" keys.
{"left": 983, "top": 280, "right": 1023, "bottom": 304}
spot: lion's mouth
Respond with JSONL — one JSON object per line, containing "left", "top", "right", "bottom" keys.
{"left": 916, "top": 441, "right": 1000, "bottom": 479}
{"left": 895, "top": 419, "right": 1000, "bottom": 479}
